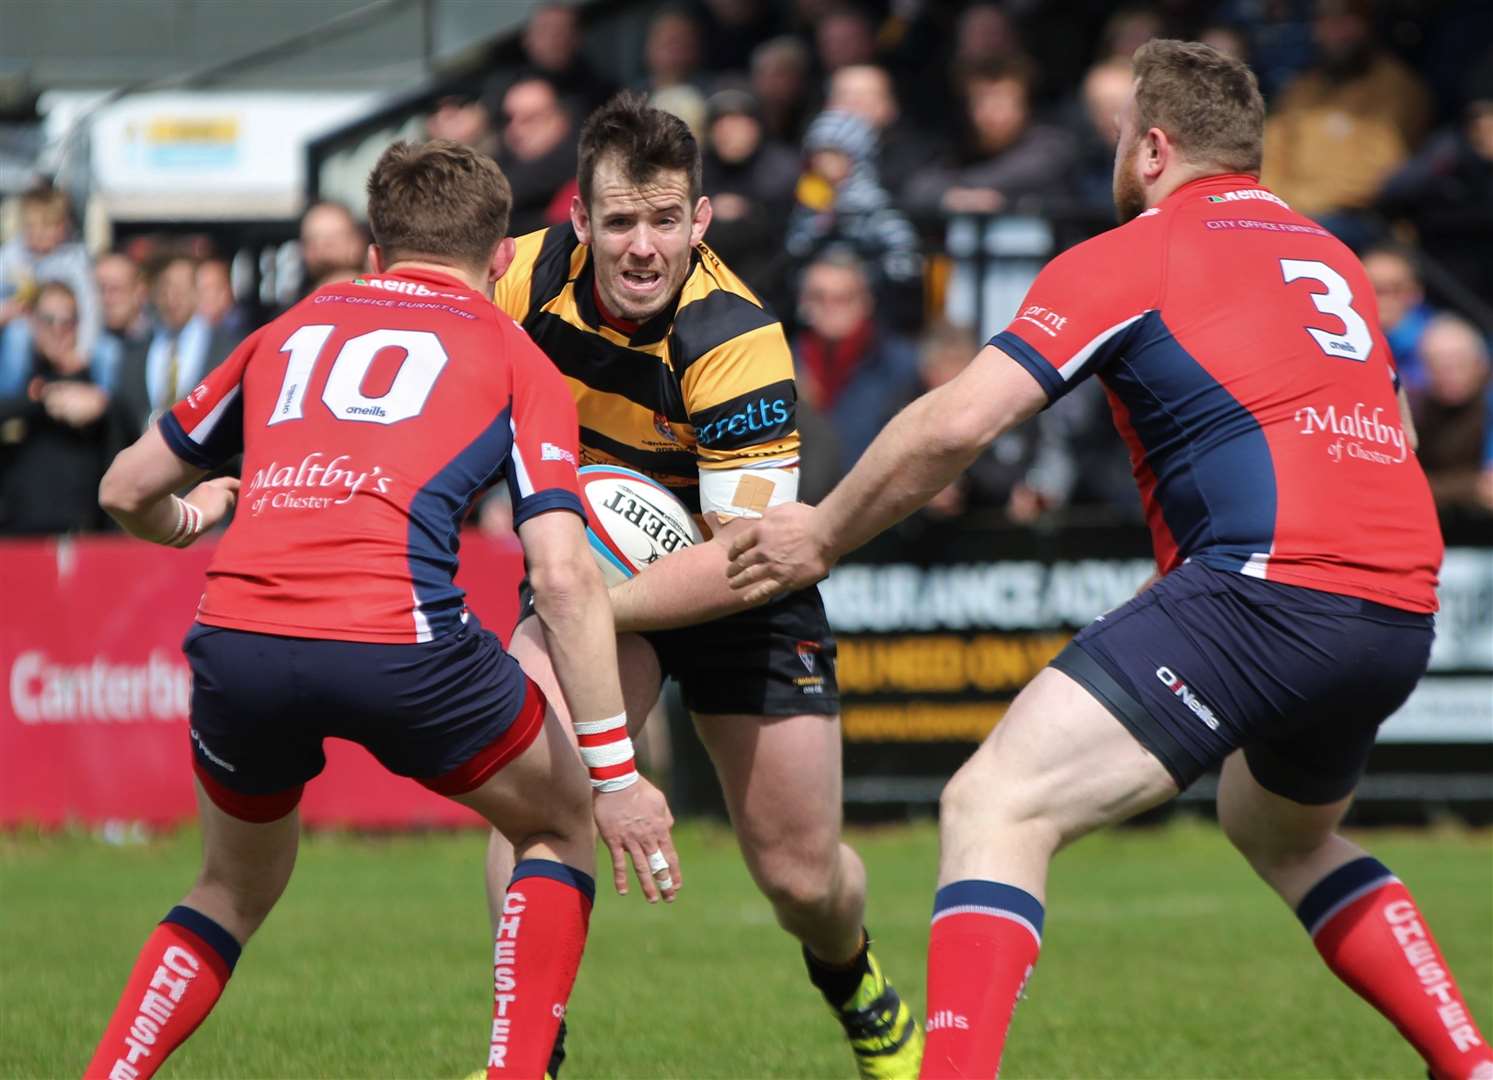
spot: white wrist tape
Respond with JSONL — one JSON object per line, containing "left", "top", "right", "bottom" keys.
{"left": 159, "top": 496, "right": 204, "bottom": 548}
{"left": 575, "top": 712, "right": 638, "bottom": 792}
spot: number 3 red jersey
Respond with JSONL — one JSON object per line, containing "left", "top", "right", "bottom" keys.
{"left": 160, "top": 268, "right": 585, "bottom": 643}
{"left": 993, "top": 173, "right": 1441, "bottom": 613}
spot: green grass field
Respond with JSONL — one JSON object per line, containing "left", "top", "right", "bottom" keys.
{"left": 2, "top": 818, "right": 1489, "bottom": 1079}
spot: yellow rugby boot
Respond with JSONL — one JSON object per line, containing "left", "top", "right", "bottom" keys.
{"left": 807, "top": 937, "right": 924, "bottom": 1079}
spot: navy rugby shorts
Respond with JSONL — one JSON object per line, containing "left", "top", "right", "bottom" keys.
{"left": 1050, "top": 560, "right": 1434, "bottom": 804}
{"left": 182, "top": 615, "right": 546, "bottom": 821}
{"left": 518, "top": 580, "right": 839, "bottom": 717}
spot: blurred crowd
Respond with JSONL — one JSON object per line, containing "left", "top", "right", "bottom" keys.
{"left": 3, "top": 0, "right": 1492, "bottom": 538}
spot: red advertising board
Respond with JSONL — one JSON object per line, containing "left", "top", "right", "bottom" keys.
{"left": 1, "top": 533, "right": 525, "bottom": 828}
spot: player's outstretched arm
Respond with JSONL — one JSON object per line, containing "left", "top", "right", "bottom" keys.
{"left": 99, "top": 424, "right": 235, "bottom": 547}
{"left": 517, "top": 508, "right": 682, "bottom": 903}
{"left": 609, "top": 512, "right": 755, "bottom": 633}
{"left": 726, "top": 345, "right": 1049, "bottom": 604}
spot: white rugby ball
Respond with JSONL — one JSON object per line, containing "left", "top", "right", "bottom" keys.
{"left": 580, "top": 465, "right": 704, "bottom": 586}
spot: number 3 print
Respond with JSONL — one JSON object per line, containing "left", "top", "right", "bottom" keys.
{"left": 1279, "top": 258, "right": 1374, "bottom": 363}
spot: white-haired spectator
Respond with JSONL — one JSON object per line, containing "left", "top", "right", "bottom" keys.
{"left": 1409, "top": 314, "right": 1493, "bottom": 512}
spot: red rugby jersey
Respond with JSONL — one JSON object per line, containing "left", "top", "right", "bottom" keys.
{"left": 160, "top": 267, "right": 583, "bottom": 643}
{"left": 992, "top": 173, "right": 1442, "bottom": 613}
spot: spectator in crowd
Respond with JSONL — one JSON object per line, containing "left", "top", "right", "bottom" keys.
{"left": 814, "top": 4, "right": 880, "bottom": 76}
{"left": 1362, "top": 245, "right": 1435, "bottom": 389}
{"left": 825, "top": 63, "right": 945, "bottom": 203}
{"left": 751, "top": 35, "right": 816, "bottom": 144}
{"left": 95, "top": 253, "right": 152, "bottom": 351}
{"left": 425, "top": 88, "right": 500, "bottom": 158}
{"left": 1199, "top": 23, "right": 1250, "bottom": 64}
{"left": 113, "top": 255, "right": 237, "bottom": 440}
{"left": 785, "top": 109, "right": 922, "bottom": 331}
{"left": 1377, "top": 57, "right": 1493, "bottom": 303}
{"left": 1409, "top": 314, "right": 1493, "bottom": 513}
{"left": 954, "top": 3, "right": 1023, "bottom": 69}
{"left": 298, "top": 201, "right": 367, "bottom": 293}
{"left": 1098, "top": 6, "right": 1164, "bottom": 63}
{"left": 637, "top": 6, "right": 709, "bottom": 97}
{"left": 517, "top": 2, "right": 615, "bottom": 116}
{"left": 791, "top": 250, "right": 920, "bottom": 471}
{"left": 905, "top": 320, "right": 1037, "bottom": 520}
{"left": 0, "top": 185, "right": 101, "bottom": 358}
{"left": 0, "top": 281, "right": 120, "bottom": 534}
{"left": 700, "top": 86, "right": 799, "bottom": 306}
{"left": 695, "top": 0, "right": 782, "bottom": 74}
{"left": 496, "top": 75, "right": 579, "bottom": 237}
{"left": 1009, "top": 379, "right": 1138, "bottom": 524}
{"left": 195, "top": 257, "right": 250, "bottom": 345}
{"left": 650, "top": 83, "right": 710, "bottom": 139}
{"left": 1262, "top": 0, "right": 1431, "bottom": 233}
{"left": 904, "top": 57, "right": 1076, "bottom": 219}
{"left": 1065, "top": 58, "right": 1134, "bottom": 219}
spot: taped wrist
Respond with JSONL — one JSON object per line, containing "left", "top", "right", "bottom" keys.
{"left": 575, "top": 712, "right": 638, "bottom": 792}
{"left": 159, "top": 495, "right": 203, "bottom": 548}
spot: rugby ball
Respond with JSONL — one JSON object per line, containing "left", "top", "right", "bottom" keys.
{"left": 580, "top": 465, "right": 703, "bottom": 586}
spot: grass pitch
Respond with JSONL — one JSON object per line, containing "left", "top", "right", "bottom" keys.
{"left": 2, "top": 818, "right": 1489, "bottom": 1079}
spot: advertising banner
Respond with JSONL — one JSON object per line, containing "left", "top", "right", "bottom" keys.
{"left": 822, "top": 520, "right": 1493, "bottom": 806}
{"left": 2, "top": 534, "right": 523, "bottom": 827}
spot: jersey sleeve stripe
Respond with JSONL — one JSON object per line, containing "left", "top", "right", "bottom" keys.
{"left": 157, "top": 411, "right": 221, "bottom": 470}
{"left": 990, "top": 330, "right": 1065, "bottom": 400}
{"left": 511, "top": 489, "right": 586, "bottom": 529}
{"left": 669, "top": 289, "right": 778, "bottom": 379}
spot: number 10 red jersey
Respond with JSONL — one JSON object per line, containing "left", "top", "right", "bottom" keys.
{"left": 160, "top": 268, "right": 584, "bottom": 643}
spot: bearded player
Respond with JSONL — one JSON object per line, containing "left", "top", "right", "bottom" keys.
{"left": 81, "top": 140, "right": 677, "bottom": 1080}
{"left": 487, "top": 93, "right": 922, "bottom": 1079}
{"left": 729, "top": 41, "right": 1492, "bottom": 1080}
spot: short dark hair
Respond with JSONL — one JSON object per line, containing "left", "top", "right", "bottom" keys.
{"left": 146, "top": 252, "right": 198, "bottom": 289}
{"left": 365, "top": 139, "right": 513, "bottom": 267}
{"left": 577, "top": 91, "right": 702, "bottom": 209}
{"left": 1132, "top": 39, "right": 1264, "bottom": 175}
{"left": 959, "top": 54, "right": 1038, "bottom": 98}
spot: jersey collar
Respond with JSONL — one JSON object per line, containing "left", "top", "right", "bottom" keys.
{"left": 376, "top": 266, "right": 480, "bottom": 297}
{"left": 575, "top": 247, "right": 696, "bottom": 347}
{"left": 1161, "top": 172, "right": 1272, "bottom": 209}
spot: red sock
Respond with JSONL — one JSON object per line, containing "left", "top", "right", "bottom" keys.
{"left": 488, "top": 860, "right": 595, "bottom": 1078}
{"left": 83, "top": 907, "right": 240, "bottom": 1080}
{"left": 921, "top": 881, "right": 1045, "bottom": 1079}
{"left": 1299, "top": 857, "right": 1493, "bottom": 1080}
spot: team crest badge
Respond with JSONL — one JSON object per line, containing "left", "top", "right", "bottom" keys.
{"left": 796, "top": 640, "right": 820, "bottom": 674}
{"left": 652, "top": 412, "right": 678, "bottom": 443}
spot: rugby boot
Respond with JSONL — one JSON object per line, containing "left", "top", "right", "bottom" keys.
{"left": 810, "top": 943, "right": 924, "bottom": 1079}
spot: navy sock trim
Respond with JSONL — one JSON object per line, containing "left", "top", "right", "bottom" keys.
{"left": 511, "top": 859, "right": 597, "bottom": 905}
{"left": 161, "top": 905, "right": 242, "bottom": 973}
{"left": 1295, "top": 856, "right": 1399, "bottom": 938}
{"left": 932, "top": 880, "right": 1045, "bottom": 942}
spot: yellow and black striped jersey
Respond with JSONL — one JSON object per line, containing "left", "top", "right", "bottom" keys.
{"left": 492, "top": 226, "right": 798, "bottom": 515}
